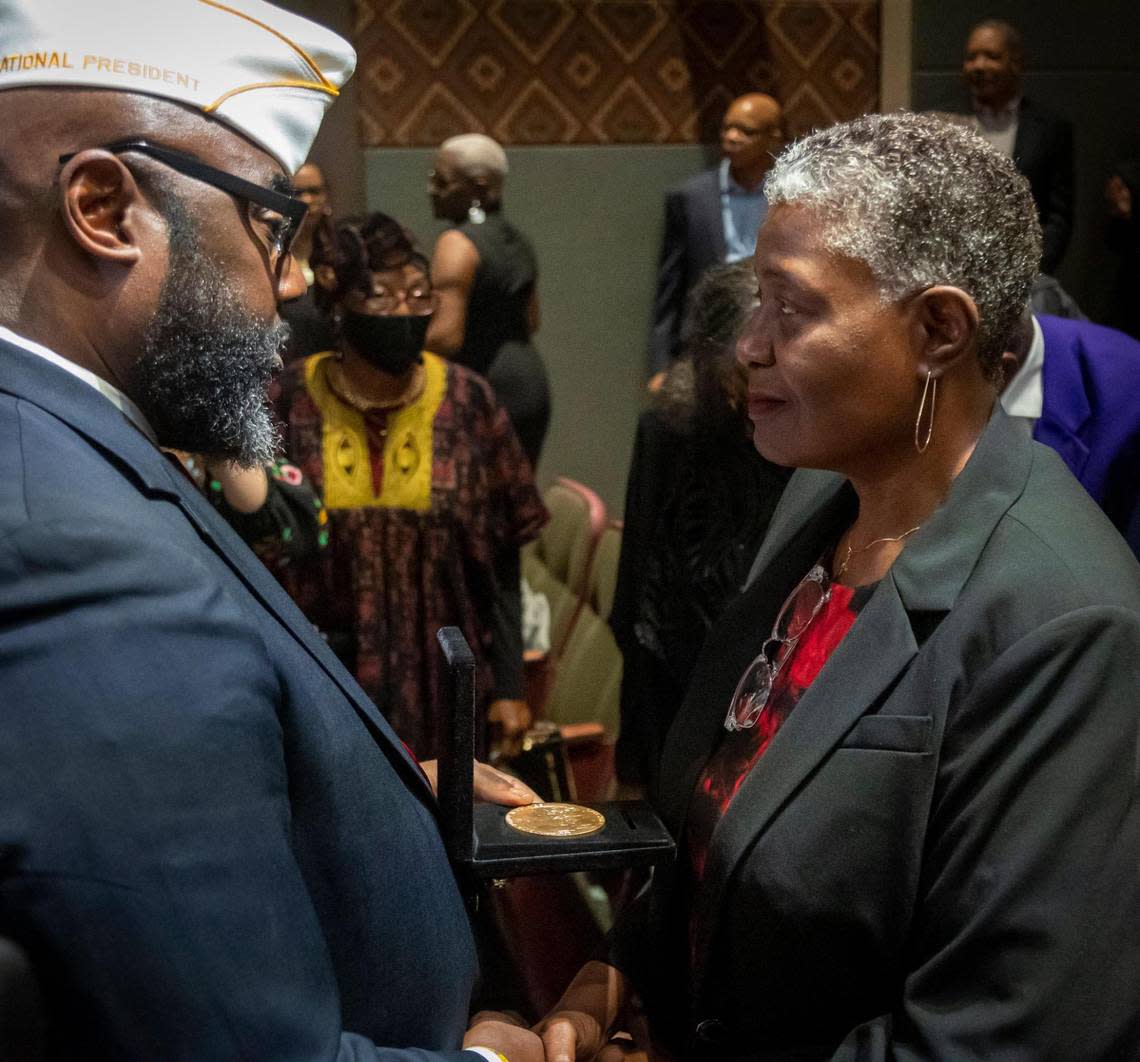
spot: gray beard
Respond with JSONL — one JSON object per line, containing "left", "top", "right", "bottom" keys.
{"left": 133, "top": 201, "right": 287, "bottom": 468}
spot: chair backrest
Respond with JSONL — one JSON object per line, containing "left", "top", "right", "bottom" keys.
{"left": 543, "top": 601, "right": 622, "bottom": 740}
{"left": 536, "top": 477, "right": 606, "bottom": 598}
{"left": 588, "top": 521, "right": 622, "bottom": 623}
{"left": 521, "top": 550, "right": 581, "bottom": 660}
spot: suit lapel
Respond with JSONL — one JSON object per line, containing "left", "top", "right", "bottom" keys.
{"left": 160, "top": 462, "right": 433, "bottom": 798}
{"left": 1012, "top": 98, "right": 1043, "bottom": 169}
{"left": 0, "top": 340, "right": 432, "bottom": 800}
{"left": 693, "top": 169, "right": 726, "bottom": 268}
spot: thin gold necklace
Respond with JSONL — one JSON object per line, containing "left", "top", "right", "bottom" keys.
{"left": 327, "top": 359, "right": 425, "bottom": 413}
{"left": 835, "top": 525, "right": 921, "bottom": 579}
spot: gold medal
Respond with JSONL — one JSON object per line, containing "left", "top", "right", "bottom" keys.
{"left": 505, "top": 802, "right": 606, "bottom": 838}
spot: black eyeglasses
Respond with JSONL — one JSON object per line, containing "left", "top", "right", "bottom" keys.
{"left": 58, "top": 139, "right": 309, "bottom": 268}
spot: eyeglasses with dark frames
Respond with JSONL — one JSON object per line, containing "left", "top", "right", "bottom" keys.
{"left": 724, "top": 563, "right": 832, "bottom": 732}
{"left": 58, "top": 139, "right": 309, "bottom": 269}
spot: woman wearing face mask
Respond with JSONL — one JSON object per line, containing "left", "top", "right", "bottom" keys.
{"left": 275, "top": 212, "right": 547, "bottom": 759}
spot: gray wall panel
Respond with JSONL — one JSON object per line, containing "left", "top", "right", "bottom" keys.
{"left": 365, "top": 145, "right": 716, "bottom": 512}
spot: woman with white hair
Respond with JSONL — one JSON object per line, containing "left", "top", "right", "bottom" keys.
{"left": 521, "top": 113, "right": 1140, "bottom": 1060}
{"left": 426, "top": 132, "right": 551, "bottom": 466}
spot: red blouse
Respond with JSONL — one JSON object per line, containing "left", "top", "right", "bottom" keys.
{"left": 687, "top": 578, "right": 870, "bottom": 883}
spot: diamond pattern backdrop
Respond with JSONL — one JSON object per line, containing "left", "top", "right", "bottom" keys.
{"left": 354, "top": 0, "right": 881, "bottom": 146}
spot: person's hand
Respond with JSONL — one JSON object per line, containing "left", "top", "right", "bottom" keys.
{"left": 489, "top": 698, "right": 532, "bottom": 738}
{"left": 489, "top": 698, "right": 532, "bottom": 758}
{"left": 204, "top": 461, "right": 269, "bottom": 513}
{"left": 464, "top": 1016, "right": 545, "bottom": 1062}
{"left": 536, "top": 1010, "right": 608, "bottom": 1062}
{"left": 1107, "top": 175, "right": 1133, "bottom": 220}
{"left": 418, "top": 760, "right": 539, "bottom": 806}
{"left": 532, "top": 961, "right": 629, "bottom": 1061}
{"left": 596, "top": 1035, "right": 649, "bottom": 1061}
{"left": 473, "top": 760, "right": 539, "bottom": 805}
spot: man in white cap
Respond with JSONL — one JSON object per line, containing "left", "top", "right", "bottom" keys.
{"left": 0, "top": 2, "right": 542, "bottom": 1059}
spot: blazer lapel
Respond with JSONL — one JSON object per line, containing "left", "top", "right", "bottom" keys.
{"left": 656, "top": 482, "right": 856, "bottom": 837}
{"left": 0, "top": 340, "right": 431, "bottom": 799}
{"left": 742, "top": 469, "right": 847, "bottom": 590}
{"left": 689, "top": 576, "right": 918, "bottom": 975}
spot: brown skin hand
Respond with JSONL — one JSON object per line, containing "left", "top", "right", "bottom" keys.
{"left": 1106, "top": 175, "right": 1133, "bottom": 221}
{"left": 0, "top": 88, "right": 303, "bottom": 410}
{"left": 721, "top": 92, "right": 784, "bottom": 190}
{"left": 419, "top": 759, "right": 539, "bottom": 806}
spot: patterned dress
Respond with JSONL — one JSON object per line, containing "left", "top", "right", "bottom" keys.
{"left": 278, "top": 350, "right": 546, "bottom": 757}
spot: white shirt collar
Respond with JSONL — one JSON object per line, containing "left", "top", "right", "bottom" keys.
{"left": 974, "top": 95, "right": 1021, "bottom": 126}
{"left": 1000, "top": 314, "right": 1045, "bottom": 421}
{"left": 0, "top": 325, "right": 158, "bottom": 445}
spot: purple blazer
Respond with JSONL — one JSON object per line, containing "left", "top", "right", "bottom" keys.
{"left": 1036, "top": 313, "right": 1140, "bottom": 558}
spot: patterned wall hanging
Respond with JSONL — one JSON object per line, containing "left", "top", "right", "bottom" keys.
{"left": 354, "top": 0, "right": 881, "bottom": 146}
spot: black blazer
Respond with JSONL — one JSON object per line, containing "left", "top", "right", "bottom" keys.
{"left": 0, "top": 340, "right": 480, "bottom": 1060}
{"left": 1013, "top": 97, "right": 1075, "bottom": 274}
{"left": 610, "top": 409, "right": 1140, "bottom": 1060}
{"left": 648, "top": 168, "right": 725, "bottom": 373}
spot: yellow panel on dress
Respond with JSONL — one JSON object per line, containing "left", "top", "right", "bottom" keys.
{"left": 304, "top": 350, "right": 447, "bottom": 512}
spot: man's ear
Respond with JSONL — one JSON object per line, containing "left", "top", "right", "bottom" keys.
{"left": 910, "top": 285, "right": 980, "bottom": 378}
{"left": 58, "top": 152, "right": 145, "bottom": 264}
{"left": 314, "top": 263, "right": 337, "bottom": 292}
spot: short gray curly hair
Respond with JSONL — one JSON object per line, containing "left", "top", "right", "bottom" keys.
{"left": 764, "top": 111, "right": 1041, "bottom": 379}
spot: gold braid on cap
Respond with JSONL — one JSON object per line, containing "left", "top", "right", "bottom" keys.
{"left": 196, "top": 0, "right": 339, "bottom": 111}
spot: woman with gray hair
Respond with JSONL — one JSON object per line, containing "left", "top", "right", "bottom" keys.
{"left": 426, "top": 132, "right": 551, "bottom": 466}
{"left": 525, "top": 113, "right": 1140, "bottom": 1060}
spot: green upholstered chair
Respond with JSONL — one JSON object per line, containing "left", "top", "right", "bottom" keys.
{"left": 588, "top": 521, "right": 622, "bottom": 623}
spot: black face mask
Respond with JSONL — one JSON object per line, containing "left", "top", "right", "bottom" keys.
{"left": 340, "top": 310, "right": 431, "bottom": 375}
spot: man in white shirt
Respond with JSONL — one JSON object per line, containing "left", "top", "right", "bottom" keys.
{"left": 962, "top": 19, "right": 1074, "bottom": 274}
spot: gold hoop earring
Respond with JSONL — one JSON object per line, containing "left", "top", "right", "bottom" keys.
{"left": 914, "top": 371, "right": 937, "bottom": 454}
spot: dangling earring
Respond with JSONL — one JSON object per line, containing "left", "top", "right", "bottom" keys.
{"left": 467, "top": 198, "right": 486, "bottom": 225}
{"left": 914, "top": 371, "right": 937, "bottom": 454}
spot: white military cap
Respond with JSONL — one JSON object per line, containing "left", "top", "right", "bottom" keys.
{"left": 0, "top": 0, "right": 355, "bottom": 172}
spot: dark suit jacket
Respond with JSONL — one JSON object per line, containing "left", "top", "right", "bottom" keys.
{"left": 0, "top": 339, "right": 479, "bottom": 1060}
{"left": 1036, "top": 313, "right": 1140, "bottom": 558}
{"left": 609, "top": 409, "right": 1140, "bottom": 1060}
{"left": 648, "top": 168, "right": 725, "bottom": 373}
{"left": 1013, "top": 98, "right": 1075, "bottom": 274}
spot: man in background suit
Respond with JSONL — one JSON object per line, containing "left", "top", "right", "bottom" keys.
{"left": 647, "top": 92, "right": 782, "bottom": 374}
{"left": 1001, "top": 311, "right": 1140, "bottom": 558}
{"left": 0, "top": 1, "right": 539, "bottom": 1058}
{"left": 963, "top": 19, "right": 1075, "bottom": 274}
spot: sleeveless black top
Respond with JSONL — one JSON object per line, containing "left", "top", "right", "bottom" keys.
{"left": 455, "top": 212, "right": 536, "bottom": 374}
{"left": 452, "top": 210, "right": 550, "bottom": 465}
